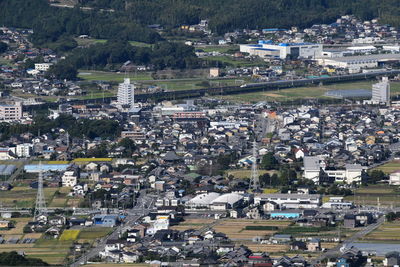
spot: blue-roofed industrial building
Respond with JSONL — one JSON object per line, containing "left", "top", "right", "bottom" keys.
{"left": 270, "top": 212, "right": 301, "bottom": 219}
{"left": 24, "top": 164, "right": 70, "bottom": 173}
{"left": 240, "top": 40, "right": 322, "bottom": 59}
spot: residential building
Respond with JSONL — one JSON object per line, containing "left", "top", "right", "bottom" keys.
{"left": 0, "top": 102, "right": 22, "bottom": 121}
{"left": 371, "top": 77, "right": 390, "bottom": 105}
{"left": 117, "top": 78, "right": 135, "bottom": 107}
{"left": 34, "top": 63, "right": 53, "bottom": 71}
{"left": 62, "top": 170, "right": 79, "bottom": 187}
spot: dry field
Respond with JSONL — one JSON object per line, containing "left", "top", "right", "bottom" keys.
{"left": 212, "top": 219, "right": 291, "bottom": 240}
{"left": 171, "top": 218, "right": 215, "bottom": 231}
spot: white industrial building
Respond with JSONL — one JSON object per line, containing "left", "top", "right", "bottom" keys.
{"left": 254, "top": 193, "right": 322, "bottom": 209}
{"left": 210, "top": 193, "right": 244, "bottom": 210}
{"left": 317, "top": 54, "right": 400, "bottom": 73}
{"left": 117, "top": 78, "right": 135, "bottom": 107}
{"left": 185, "top": 192, "right": 220, "bottom": 209}
{"left": 240, "top": 40, "right": 322, "bottom": 59}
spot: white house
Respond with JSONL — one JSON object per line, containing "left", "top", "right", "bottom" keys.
{"left": 390, "top": 171, "right": 400, "bottom": 185}
{"left": 62, "top": 170, "right": 79, "bottom": 187}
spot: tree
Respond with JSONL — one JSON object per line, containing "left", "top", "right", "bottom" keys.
{"left": 0, "top": 42, "right": 8, "bottom": 53}
{"left": 369, "top": 170, "right": 386, "bottom": 184}
{"left": 0, "top": 251, "right": 48, "bottom": 266}
{"left": 47, "top": 62, "right": 78, "bottom": 80}
{"left": 261, "top": 152, "right": 278, "bottom": 170}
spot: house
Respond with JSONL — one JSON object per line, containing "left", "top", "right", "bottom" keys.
{"left": 307, "top": 238, "right": 321, "bottom": 251}
{"left": 0, "top": 220, "right": 11, "bottom": 228}
{"left": 270, "top": 234, "right": 292, "bottom": 244}
{"left": 291, "top": 241, "right": 307, "bottom": 251}
{"left": 389, "top": 171, "right": 400, "bottom": 185}
{"left": 383, "top": 251, "right": 400, "bottom": 267}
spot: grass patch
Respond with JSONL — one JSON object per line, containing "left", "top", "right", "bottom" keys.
{"left": 78, "top": 70, "right": 152, "bottom": 82}
{"left": 59, "top": 229, "right": 80, "bottom": 241}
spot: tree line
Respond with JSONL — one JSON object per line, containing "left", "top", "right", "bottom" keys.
{"left": 0, "top": 114, "right": 121, "bottom": 141}
{"left": 47, "top": 40, "right": 201, "bottom": 79}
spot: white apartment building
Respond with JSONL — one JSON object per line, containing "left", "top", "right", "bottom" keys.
{"left": 0, "top": 102, "right": 22, "bottom": 121}
{"left": 34, "top": 63, "right": 53, "bottom": 71}
{"left": 389, "top": 171, "right": 400, "bottom": 185}
{"left": 371, "top": 77, "right": 390, "bottom": 105}
{"left": 62, "top": 170, "right": 78, "bottom": 187}
{"left": 15, "top": 143, "right": 33, "bottom": 158}
{"left": 117, "top": 78, "right": 135, "bottom": 107}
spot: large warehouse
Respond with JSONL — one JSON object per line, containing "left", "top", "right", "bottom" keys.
{"left": 240, "top": 40, "right": 323, "bottom": 59}
{"left": 317, "top": 54, "right": 400, "bottom": 73}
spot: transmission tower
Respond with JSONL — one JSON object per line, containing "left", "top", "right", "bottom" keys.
{"left": 250, "top": 139, "right": 260, "bottom": 192}
{"left": 34, "top": 162, "right": 47, "bottom": 219}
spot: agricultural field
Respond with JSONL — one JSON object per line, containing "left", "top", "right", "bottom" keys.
{"left": 225, "top": 169, "right": 277, "bottom": 179}
{"left": 363, "top": 221, "right": 400, "bottom": 242}
{"left": 198, "top": 45, "right": 239, "bottom": 54}
{"left": 373, "top": 160, "right": 400, "bottom": 174}
{"left": 221, "top": 80, "right": 400, "bottom": 103}
{"left": 59, "top": 230, "right": 80, "bottom": 241}
{"left": 212, "top": 219, "right": 291, "bottom": 240}
{"left": 0, "top": 187, "right": 58, "bottom": 208}
{"left": 78, "top": 227, "right": 112, "bottom": 241}
{"left": 344, "top": 185, "right": 400, "bottom": 207}
{"left": 78, "top": 70, "right": 152, "bottom": 83}
{"left": 170, "top": 218, "right": 215, "bottom": 231}
{"left": 0, "top": 222, "right": 72, "bottom": 265}
{"left": 203, "top": 55, "right": 269, "bottom": 67}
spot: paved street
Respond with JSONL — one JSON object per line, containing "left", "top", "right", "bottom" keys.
{"left": 70, "top": 191, "right": 154, "bottom": 267}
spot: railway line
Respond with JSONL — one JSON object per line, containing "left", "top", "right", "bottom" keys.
{"left": 24, "top": 69, "right": 400, "bottom": 111}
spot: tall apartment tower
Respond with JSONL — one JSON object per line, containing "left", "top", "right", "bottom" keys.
{"left": 372, "top": 77, "right": 390, "bottom": 105}
{"left": 117, "top": 78, "right": 135, "bottom": 107}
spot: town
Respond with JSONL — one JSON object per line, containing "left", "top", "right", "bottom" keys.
{"left": 2, "top": 2, "right": 400, "bottom": 266}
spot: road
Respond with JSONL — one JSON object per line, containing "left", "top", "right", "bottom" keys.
{"left": 70, "top": 190, "right": 154, "bottom": 267}
{"left": 312, "top": 215, "right": 385, "bottom": 266}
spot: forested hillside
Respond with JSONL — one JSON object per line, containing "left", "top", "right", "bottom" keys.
{"left": 79, "top": 0, "right": 400, "bottom": 32}
{"left": 1, "top": 0, "right": 399, "bottom": 46}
